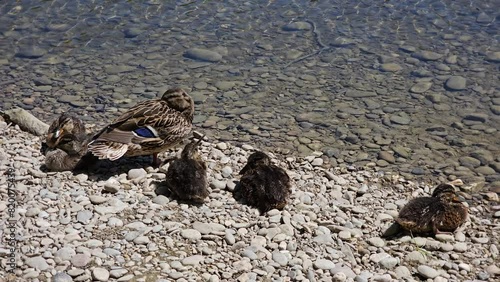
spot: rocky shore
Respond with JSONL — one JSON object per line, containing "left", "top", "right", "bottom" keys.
{"left": 0, "top": 116, "right": 498, "bottom": 282}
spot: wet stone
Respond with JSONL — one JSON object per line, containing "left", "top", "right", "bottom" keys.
{"left": 379, "top": 63, "right": 402, "bottom": 72}
{"left": 445, "top": 76, "right": 466, "bottom": 91}
{"left": 283, "top": 22, "right": 311, "bottom": 31}
{"left": 413, "top": 51, "right": 443, "bottom": 61}
{"left": 410, "top": 82, "right": 433, "bottom": 93}
{"left": 124, "top": 28, "right": 142, "bottom": 38}
{"left": 15, "top": 46, "right": 47, "bottom": 58}
{"left": 486, "top": 51, "right": 500, "bottom": 63}
{"left": 184, "top": 48, "right": 222, "bottom": 62}
{"left": 390, "top": 115, "right": 411, "bottom": 125}
{"left": 464, "top": 113, "right": 488, "bottom": 123}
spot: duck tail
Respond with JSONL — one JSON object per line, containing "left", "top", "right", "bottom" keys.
{"left": 88, "top": 141, "right": 128, "bottom": 161}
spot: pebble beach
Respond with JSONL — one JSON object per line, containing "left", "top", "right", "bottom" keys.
{"left": 0, "top": 116, "right": 499, "bottom": 281}
{"left": 0, "top": 0, "right": 499, "bottom": 281}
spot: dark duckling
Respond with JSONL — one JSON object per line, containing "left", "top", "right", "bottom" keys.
{"left": 236, "top": 151, "right": 291, "bottom": 213}
{"left": 43, "top": 113, "right": 92, "bottom": 171}
{"left": 395, "top": 183, "right": 468, "bottom": 235}
{"left": 164, "top": 136, "right": 208, "bottom": 204}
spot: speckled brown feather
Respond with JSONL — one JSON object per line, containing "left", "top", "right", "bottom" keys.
{"left": 43, "top": 113, "right": 94, "bottom": 171}
{"left": 237, "top": 151, "right": 291, "bottom": 212}
{"left": 164, "top": 138, "right": 208, "bottom": 203}
{"left": 396, "top": 184, "right": 468, "bottom": 235}
{"left": 88, "top": 88, "right": 194, "bottom": 161}
{"left": 46, "top": 112, "right": 87, "bottom": 151}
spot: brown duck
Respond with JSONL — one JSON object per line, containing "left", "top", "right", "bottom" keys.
{"left": 88, "top": 88, "right": 194, "bottom": 167}
{"left": 164, "top": 136, "right": 208, "bottom": 204}
{"left": 43, "top": 113, "right": 92, "bottom": 171}
{"left": 236, "top": 151, "right": 291, "bottom": 213}
{"left": 395, "top": 183, "right": 468, "bottom": 235}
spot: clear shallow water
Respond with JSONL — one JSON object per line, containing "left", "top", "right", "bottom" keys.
{"left": 0, "top": 0, "right": 499, "bottom": 184}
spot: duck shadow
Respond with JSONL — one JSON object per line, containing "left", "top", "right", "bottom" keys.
{"left": 39, "top": 152, "right": 160, "bottom": 181}
{"left": 153, "top": 182, "right": 206, "bottom": 207}
{"left": 381, "top": 222, "right": 438, "bottom": 240}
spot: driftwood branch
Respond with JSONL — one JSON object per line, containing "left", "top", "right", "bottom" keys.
{"left": 1, "top": 108, "right": 49, "bottom": 136}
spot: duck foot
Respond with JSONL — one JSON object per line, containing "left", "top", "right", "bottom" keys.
{"left": 152, "top": 153, "right": 161, "bottom": 168}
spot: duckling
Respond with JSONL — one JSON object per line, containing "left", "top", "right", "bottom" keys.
{"left": 164, "top": 136, "right": 208, "bottom": 203}
{"left": 43, "top": 113, "right": 92, "bottom": 171}
{"left": 236, "top": 151, "right": 291, "bottom": 213}
{"left": 395, "top": 183, "right": 468, "bottom": 235}
{"left": 88, "top": 88, "right": 194, "bottom": 167}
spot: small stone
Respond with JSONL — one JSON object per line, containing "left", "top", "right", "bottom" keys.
{"left": 445, "top": 76, "right": 466, "bottom": 91}
{"left": 128, "top": 168, "right": 147, "bottom": 180}
{"left": 417, "top": 265, "right": 439, "bottom": 279}
{"left": 311, "top": 158, "right": 324, "bottom": 166}
{"left": 390, "top": 115, "right": 411, "bottom": 125}
{"left": 89, "top": 195, "right": 108, "bottom": 204}
{"left": 216, "top": 142, "right": 227, "bottom": 150}
{"left": 181, "top": 229, "right": 202, "bottom": 241}
{"left": 395, "top": 266, "right": 411, "bottom": 279}
{"left": 413, "top": 50, "right": 443, "bottom": 61}
{"left": 103, "top": 179, "right": 120, "bottom": 193}
{"left": 283, "top": 22, "right": 311, "bottom": 31}
{"left": 272, "top": 252, "right": 289, "bottom": 266}
{"left": 184, "top": 48, "right": 222, "bottom": 62}
{"left": 76, "top": 210, "right": 93, "bottom": 224}
{"left": 124, "top": 28, "right": 142, "bottom": 38}
{"left": 314, "top": 259, "right": 335, "bottom": 270}
{"left": 109, "top": 269, "right": 128, "bottom": 278}
{"left": 435, "top": 233, "right": 454, "bottom": 242}
{"left": 486, "top": 51, "right": 500, "bottom": 63}
{"left": 55, "top": 247, "right": 76, "bottom": 261}
{"left": 16, "top": 46, "right": 47, "bottom": 58}
{"left": 92, "top": 268, "right": 110, "bottom": 281}
{"left": 26, "top": 256, "right": 49, "bottom": 271}
{"left": 53, "top": 272, "right": 73, "bottom": 282}
{"left": 453, "top": 242, "right": 468, "bottom": 252}
{"left": 410, "top": 82, "right": 433, "bottom": 93}
{"left": 182, "top": 255, "right": 204, "bottom": 266}
{"left": 378, "top": 152, "right": 395, "bottom": 164}
{"left": 406, "top": 251, "right": 426, "bottom": 264}
{"left": 368, "top": 237, "right": 385, "bottom": 247}
{"left": 192, "top": 222, "right": 225, "bottom": 234}
{"left": 379, "top": 256, "right": 398, "bottom": 269}
{"left": 379, "top": 63, "right": 402, "bottom": 72}
{"left": 152, "top": 195, "right": 170, "bottom": 205}
{"left": 71, "top": 254, "right": 91, "bottom": 267}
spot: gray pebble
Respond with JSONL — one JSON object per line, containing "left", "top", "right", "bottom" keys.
{"left": 109, "top": 268, "right": 128, "bottom": 278}
{"left": 272, "top": 251, "right": 289, "bottom": 266}
{"left": 25, "top": 256, "right": 49, "bottom": 271}
{"left": 184, "top": 48, "right": 222, "bottom": 62}
{"left": 445, "top": 76, "right": 466, "bottom": 91}
{"left": 53, "top": 272, "right": 73, "bottom": 282}
{"left": 128, "top": 168, "right": 147, "bottom": 180}
{"left": 92, "top": 268, "right": 110, "bottom": 281}
{"left": 314, "top": 259, "right": 335, "bottom": 270}
{"left": 417, "top": 265, "right": 439, "bottom": 279}
{"left": 181, "top": 229, "right": 202, "bottom": 241}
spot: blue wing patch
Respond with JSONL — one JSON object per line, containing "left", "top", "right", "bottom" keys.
{"left": 133, "top": 127, "right": 158, "bottom": 138}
